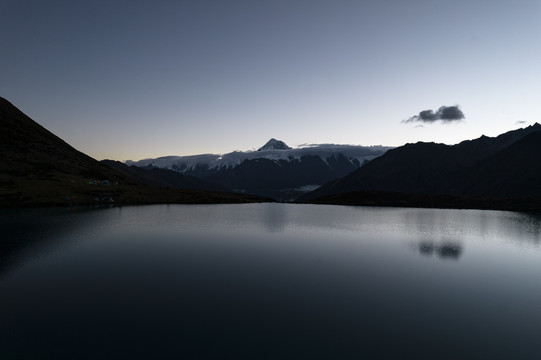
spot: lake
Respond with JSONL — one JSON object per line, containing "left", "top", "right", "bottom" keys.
{"left": 1, "top": 203, "right": 541, "bottom": 359}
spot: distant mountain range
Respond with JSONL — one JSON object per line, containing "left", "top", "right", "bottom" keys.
{"left": 299, "top": 123, "right": 541, "bottom": 210}
{"left": 127, "top": 139, "right": 391, "bottom": 200}
{"left": 0, "top": 97, "right": 268, "bottom": 207}
{"left": 101, "top": 160, "right": 230, "bottom": 193}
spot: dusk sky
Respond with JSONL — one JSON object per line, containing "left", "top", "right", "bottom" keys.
{"left": 1, "top": 0, "right": 540, "bottom": 161}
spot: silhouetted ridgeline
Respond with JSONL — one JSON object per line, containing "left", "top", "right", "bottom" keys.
{"left": 299, "top": 123, "right": 541, "bottom": 212}
{"left": 0, "top": 97, "right": 271, "bottom": 207}
{"left": 101, "top": 160, "right": 230, "bottom": 193}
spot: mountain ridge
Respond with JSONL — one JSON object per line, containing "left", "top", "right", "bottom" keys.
{"left": 101, "top": 160, "right": 230, "bottom": 193}
{"left": 299, "top": 123, "right": 541, "bottom": 205}
{"left": 126, "top": 141, "right": 392, "bottom": 201}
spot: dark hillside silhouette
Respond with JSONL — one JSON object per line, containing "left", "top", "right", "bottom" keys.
{"left": 0, "top": 97, "right": 269, "bottom": 206}
{"left": 300, "top": 123, "right": 541, "bottom": 210}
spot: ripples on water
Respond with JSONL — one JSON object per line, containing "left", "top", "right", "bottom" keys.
{"left": 1, "top": 204, "right": 541, "bottom": 359}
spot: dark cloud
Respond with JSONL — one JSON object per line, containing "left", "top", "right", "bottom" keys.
{"left": 403, "top": 105, "right": 465, "bottom": 124}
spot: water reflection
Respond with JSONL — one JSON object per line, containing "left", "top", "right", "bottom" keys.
{"left": 418, "top": 241, "right": 463, "bottom": 260}
{"left": 2, "top": 204, "right": 541, "bottom": 359}
{"left": 261, "top": 202, "right": 287, "bottom": 232}
{"left": 502, "top": 212, "right": 541, "bottom": 245}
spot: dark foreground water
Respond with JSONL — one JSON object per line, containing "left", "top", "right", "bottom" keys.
{"left": 1, "top": 204, "right": 541, "bottom": 359}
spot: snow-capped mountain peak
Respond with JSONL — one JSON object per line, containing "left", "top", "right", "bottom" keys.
{"left": 257, "top": 138, "right": 291, "bottom": 151}
{"left": 127, "top": 143, "right": 393, "bottom": 173}
{"left": 125, "top": 142, "right": 393, "bottom": 201}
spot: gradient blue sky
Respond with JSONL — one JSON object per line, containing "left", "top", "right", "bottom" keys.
{"left": 1, "top": 0, "right": 540, "bottom": 161}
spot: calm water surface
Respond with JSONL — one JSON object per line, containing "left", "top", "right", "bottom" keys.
{"left": 1, "top": 204, "right": 541, "bottom": 359}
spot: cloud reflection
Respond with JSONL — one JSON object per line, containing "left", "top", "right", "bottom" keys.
{"left": 418, "top": 241, "right": 463, "bottom": 260}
